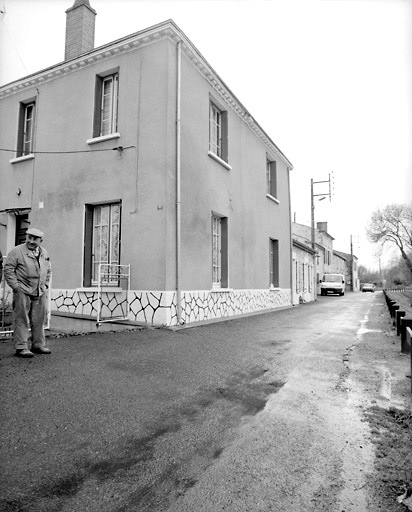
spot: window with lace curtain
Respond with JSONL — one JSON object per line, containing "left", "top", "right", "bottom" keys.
{"left": 84, "top": 202, "right": 121, "bottom": 286}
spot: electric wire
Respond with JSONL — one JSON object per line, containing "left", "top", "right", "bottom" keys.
{"left": 0, "top": 145, "right": 136, "bottom": 154}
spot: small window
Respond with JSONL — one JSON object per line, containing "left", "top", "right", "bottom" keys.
{"left": 266, "top": 158, "right": 277, "bottom": 198}
{"left": 212, "top": 214, "right": 228, "bottom": 288}
{"left": 84, "top": 202, "right": 121, "bottom": 286}
{"left": 295, "top": 260, "right": 299, "bottom": 293}
{"left": 209, "top": 101, "right": 228, "bottom": 162}
{"left": 269, "top": 239, "right": 279, "bottom": 287}
{"left": 93, "top": 73, "right": 119, "bottom": 137}
{"left": 17, "top": 102, "right": 35, "bottom": 157}
{"left": 308, "top": 265, "right": 313, "bottom": 292}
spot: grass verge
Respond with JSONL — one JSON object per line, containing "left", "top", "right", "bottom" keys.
{"left": 365, "top": 405, "right": 412, "bottom": 511}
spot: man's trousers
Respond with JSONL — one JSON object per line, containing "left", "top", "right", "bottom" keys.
{"left": 12, "top": 290, "right": 47, "bottom": 350}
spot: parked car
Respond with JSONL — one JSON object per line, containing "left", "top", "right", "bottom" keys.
{"left": 320, "top": 274, "right": 345, "bottom": 296}
{"left": 362, "top": 283, "right": 375, "bottom": 292}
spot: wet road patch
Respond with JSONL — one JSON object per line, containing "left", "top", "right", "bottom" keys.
{"left": 213, "top": 366, "right": 285, "bottom": 415}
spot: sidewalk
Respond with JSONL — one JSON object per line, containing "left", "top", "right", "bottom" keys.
{"left": 47, "top": 311, "right": 147, "bottom": 335}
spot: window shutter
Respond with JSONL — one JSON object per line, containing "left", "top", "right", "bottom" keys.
{"left": 272, "top": 161, "right": 277, "bottom": 198}
{"left": 83, "top": 206, "right": 94, "bottom": 286}
{"left": 221, "top": 111, "right": 228, "bottom": 162}
{"left": 273, "top": 240, "right": 279, "bottom": 287}
{"left": 93, "top": 77, "right": 103, "bottom": 138}
{"left": 17, "top": 104, "right": 25, "bottom": 157}
{"left": 221, "top": 218, "right": 228, "bottom": 288}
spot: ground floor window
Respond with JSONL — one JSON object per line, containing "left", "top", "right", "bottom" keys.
{"left": 269, "top": 239, "right": 279, "bottom": 287}
{"left": 84, "top": 202, "right": 121, "bottom": 286}
{"left": 308, "top": 265, "right": 313, "bottom": 292}
{"left": 212, "top": 214, "right": 228, "bottom": 288}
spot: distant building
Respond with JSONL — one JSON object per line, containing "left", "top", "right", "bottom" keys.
{"left": 292, "top": 221, "right": 358, "bottom": 294}
{"left": 331, "top": 251, "right": 347, "bottom": 276}
{"left": 0, "top": 0, "right": 294, "bottom": 326}
{"left": 334, "top": 250, "right": 360, "bottom": 291}
{"left": 292, "top": 239, "right": 316, "bottom": 304}
{"left": 292, "top": 221, "right": 334, "bottom": 294}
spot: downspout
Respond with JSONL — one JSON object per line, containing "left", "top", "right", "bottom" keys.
{"left": 176, "top": 41, "right": 183, "bottom": 324}
{"left": 287, "top": 166, "right": 293, "bottom": 305}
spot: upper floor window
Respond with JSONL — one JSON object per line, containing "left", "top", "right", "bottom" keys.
{"left": 266, "top": 158, "right": 277, "bottom": 199}
{"left": 93, "top": 73, "right": 119, "bottom": 137}
{"left": 209, "top": 101, "right": 228, "bottom": 162}
{"left": 17, "top": 101, "right": 35, "bottom": 157}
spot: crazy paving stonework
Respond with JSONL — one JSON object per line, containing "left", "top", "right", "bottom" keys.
{"left": 51, "top": 288, "right": 292, "bottom": 327}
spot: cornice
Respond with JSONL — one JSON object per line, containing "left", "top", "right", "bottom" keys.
{"left": 0, "top": 20, "right": 293, "bottom": 169}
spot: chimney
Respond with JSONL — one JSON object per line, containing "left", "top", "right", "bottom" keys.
{"left": 65, "top": 0, "right": 97, "bottom": 60}
{"left": 316, "top": 222, "right": 328, "bottom": 232}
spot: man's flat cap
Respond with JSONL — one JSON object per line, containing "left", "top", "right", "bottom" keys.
{"left": 26, "top": 228, "right": 44, "bottom": 238}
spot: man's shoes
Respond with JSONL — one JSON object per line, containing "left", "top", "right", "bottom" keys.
{"left": 15, "top": 349, "right": 34, "bottom": 358}
{"left": 31, "top": 346, "right": 51, "bottom": 354}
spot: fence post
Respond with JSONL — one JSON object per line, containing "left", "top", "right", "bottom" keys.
{"left": 391, "top": 304, "right": 399, "bottom": 324}
{"left": 406, "top": 327, "right": 412, "bottom": 394}
{"left": 400, "top": 318, "right": 412, "bottom": 354}
{"left": 396, "top": 310, "right": 406, "bottom": 335}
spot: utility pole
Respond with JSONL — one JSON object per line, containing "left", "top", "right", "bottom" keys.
{"left": 311, "top": 174, "right": 332, "bottom": 295}
{"left": 349, "top": 234, "right": 360, "bottom": 291}
{"left": 350, "top": 234, "right": 353, "bottom": 292}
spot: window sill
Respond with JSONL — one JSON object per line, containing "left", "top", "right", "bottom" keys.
{"left": 211, "top": 287, "right": 233, "bottom": 293}
{"left": 10, "top": 154, "right": 35, "bottom": 164}
{"left": 208, "top": 151, "right": 232, "bottom": 171}
{"left": 77, "top": 287, "right": 123, "bottom": 292}
{"left": 86, "top": 133, "right": 121, "bottom": 145}
{"left": 269, "top": 286, "right": 281, "bottom": 291}
{"left": 266, "top": 194, "right": 280, "bottom": 204}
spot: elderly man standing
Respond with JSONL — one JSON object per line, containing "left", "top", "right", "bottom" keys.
{"left": 4, "top": 228, "right": 52, "bottom": 358}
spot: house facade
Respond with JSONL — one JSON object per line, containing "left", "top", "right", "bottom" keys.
{"left": 292, "top": 239, "right": 316, "bottom": 304}
{"left": 291, "top": 221, "right": 357, "bottom": 295}
{"left": 0, "top": 1, "right": 294, "bottom": 327}
{"left": 292, "top": 221, "right": 334, "bottom": 294}
{"left": 334, "top": 250, "right": 360, "bottom": 291}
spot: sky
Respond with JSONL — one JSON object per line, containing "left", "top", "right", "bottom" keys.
{"left": 1, "top": 0, "right": 411, "bottom": 270}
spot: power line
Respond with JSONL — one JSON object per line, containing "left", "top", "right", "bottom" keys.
{"left": 1, "top": 10, "right": 30, "bottom": 77}
{"left": 0, "top": 145, "right": 136, "bottom": 154}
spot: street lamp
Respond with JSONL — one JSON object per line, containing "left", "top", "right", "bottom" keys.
{"left": 310, "top": 175, "right": 332, "bottom": 295}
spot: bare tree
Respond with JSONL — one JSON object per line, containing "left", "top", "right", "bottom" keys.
{"left": 366, "top": 203, "right": 412, "bottom": 277}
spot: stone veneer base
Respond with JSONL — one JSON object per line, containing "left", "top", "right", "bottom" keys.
{"left": 50, "top": 288, "right": 292, "bottom": 327}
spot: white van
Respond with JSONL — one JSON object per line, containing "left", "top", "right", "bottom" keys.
{"left": 320, "top": 273, "right": 345, "bottom": 296}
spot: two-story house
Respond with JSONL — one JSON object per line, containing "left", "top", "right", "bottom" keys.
{"left": 0, "top": 0, "right": 294, "bottom": 327}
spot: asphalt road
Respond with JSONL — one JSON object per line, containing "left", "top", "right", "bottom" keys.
{"left": 0, "top": 291, "right": 409, "bottom": 511}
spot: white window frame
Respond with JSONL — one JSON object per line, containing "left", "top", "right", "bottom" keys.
{"left": 212, "top": 214, "right": 229, "bottom": 289}
{"left": 266, "top": 158, "right": 277, "bottom": 199}
{"left": 100, "top": 74, "right": 119, "bottom": 137}
{"left": 212, "top": 215, "right": 222, "bottom": 287}
{"left": 209, "top": 100, "right": 229, "bottom": 166}
{"left": 92, "top": 203, "right": 121, "bottom": 285}
{"left": 269, "top": 239, "right": 279, "bottom": 288}
{"left": 16, "top": 102, "right": 35, "bottom": 158}
{"left": 22, "top": 103, "right": 35, "bottom": 155}
{"left": 209, "top": 102, "right": 222, "bottom": 158}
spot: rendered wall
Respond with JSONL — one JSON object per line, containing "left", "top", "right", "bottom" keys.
{"left": 1, "top": 32, "right": 293, "bottom": 326}
{"left": 178, "top": 53, "right": 292, "bottom": 291}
